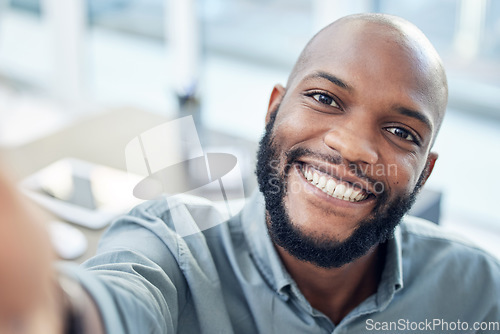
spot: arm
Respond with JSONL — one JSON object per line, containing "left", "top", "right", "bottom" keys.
{"left": 77, "top": 202, "right": 188, "bottom": 334}
{"left": 0, "top": 160, "right": 106, "bottom": 334}
{"left": 0, "top": 159, "right": 185, "bottom": 333}
{"left": 0, "top": 162, "right": 63, "bottom": 333}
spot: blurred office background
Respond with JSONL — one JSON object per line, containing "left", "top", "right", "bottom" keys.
{"left": 0, "top": 0, "right": 499, "bottom": 257}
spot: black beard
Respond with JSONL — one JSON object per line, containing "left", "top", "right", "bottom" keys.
{"left": 256, "top": 106, "right": 424, "bottom": 269}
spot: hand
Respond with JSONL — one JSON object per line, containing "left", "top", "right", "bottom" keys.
{"left": 0, "top": 162, "right": 64, "bottom": 334}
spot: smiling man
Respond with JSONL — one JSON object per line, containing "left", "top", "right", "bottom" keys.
{"left": 1, "top": 13, "right": 499, "bottom": 334}
{"left": 255, "top": 14, "right": 447, "bottom": 323}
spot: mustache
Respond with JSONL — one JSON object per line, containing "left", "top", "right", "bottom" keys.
{"left": 285, "top": 147, "right": 381, "bottom": 187}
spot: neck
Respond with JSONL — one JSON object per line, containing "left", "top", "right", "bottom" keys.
{"left": 276, "top": 242, "right": 385, "bottom": 324}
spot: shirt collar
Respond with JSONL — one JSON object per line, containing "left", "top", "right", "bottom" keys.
{"left": 240, "top": 190, "right": 405, "bottom": 306}
{"left": 375, "top": 224, "right": 404, "bottom": 309}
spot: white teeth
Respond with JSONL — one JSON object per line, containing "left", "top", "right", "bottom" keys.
{"left": 326, "top": 179, "right": 336, "bottom": 194}
{"left": 312, "top": 173, "right": 319, "bottom": 185}
{"left": 350, "top": 188, "right": 362, "bottom": 201}
{"left": 333, "top": 184, "right": 346, "bottom": 198}
{"left": 302, "top": 165, "right": 368, "bottom": 202}
{"left": 343, "top": 187, "right": 353, "bottom": 201}
{"left": 318, "top": 176, "right": 327, "bottom": 188}
{"left": 303, "top": 168, "right": 312, "bottom": 181}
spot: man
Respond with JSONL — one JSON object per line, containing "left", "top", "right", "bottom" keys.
{"left": 1, "top": 13, "right": 499, "bottom": 334}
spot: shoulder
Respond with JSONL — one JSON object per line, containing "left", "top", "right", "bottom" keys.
{"left": 125, "top": 194, "right": 230, "bottom": 235}
{"left": 91, "top": 194, "right": 236, "bottom": 287}
{"left": 382, "top": 218, "right": 500, "bottom": 322}
{"left": 120, "top": 194, "right": 245, "bottom": 259}
{"left": 130, "top": 193, "right": 223, "bottom": 220}
{"left": 95, "top": 193, "right": 231, "bottom": 265}
{"left": 400, "top": 216, "right": 498, "bottom": 258}
{"left": 399, "top": 215, "right": 500, "bottom": 286}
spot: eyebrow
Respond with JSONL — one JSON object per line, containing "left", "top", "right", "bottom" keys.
{"left": 304, "top": 71, "right": 433, "bottom": 132}
{"left": 304, "top": 71, "right": 352, "bottom": 91}
{"left": 396, "top": 106, "right": 433, "bottom": 132}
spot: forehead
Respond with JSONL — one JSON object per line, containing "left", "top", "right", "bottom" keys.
{"left": 298, "top": 23, "right": 427, "bottom": 86}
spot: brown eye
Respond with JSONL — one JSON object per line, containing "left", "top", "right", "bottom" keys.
{"left": 312, "top": 93, "right": 339, "bottom": 108}
{"left": 386, "top": 127, "right": 415, "bottom": 142}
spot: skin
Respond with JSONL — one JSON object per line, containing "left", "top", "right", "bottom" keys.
{"left": 0, "top": 161, "right": 104, "bottom": 334}
{"left": 0, "top": 161, "right": 63, "bottom": 334}
{"left": 264, "top": 14, "right": 447, "bottom": 323}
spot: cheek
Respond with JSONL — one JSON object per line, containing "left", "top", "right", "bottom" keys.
{"left": 385, "top": 154, "right": 425, "bottom": 195}
{"left": 272, "top": 104, "right": 321, "bottom": 147}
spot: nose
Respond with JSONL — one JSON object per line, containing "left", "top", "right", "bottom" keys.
{"left": 323, "top": 121, "right": 379, "bottom": 165}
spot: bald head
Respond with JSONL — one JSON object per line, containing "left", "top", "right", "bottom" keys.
{"left": 287, "top": 13, "right": 448, "bottom": 139}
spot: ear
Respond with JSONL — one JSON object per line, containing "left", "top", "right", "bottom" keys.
{"left": 265, "top": 84, "right": 286, "bottom": 125}
{"left": 420, "top": 152, "right": 438, "bottom": 186}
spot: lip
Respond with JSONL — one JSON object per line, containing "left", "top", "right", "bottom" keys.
{"left": 296, "top": 158, "right": 377, "bottom": 196}
{"left": 292, "top": 164, "right": 377, "bottom": 209}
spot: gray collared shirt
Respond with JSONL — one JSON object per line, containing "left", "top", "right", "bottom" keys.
{"left": 66, "top": 192, "right": 500, "bottom": 333}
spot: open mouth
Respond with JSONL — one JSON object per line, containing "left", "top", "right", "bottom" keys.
{"left": 300, "top": 163, "right": 372, "bottom": 203}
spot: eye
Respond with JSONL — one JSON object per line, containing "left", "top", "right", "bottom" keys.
{"left": 386, "top": 127, "right": 416, "bottom": 143}
{"left": 312, "top": 93, "right": 340, "bottom": 108}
